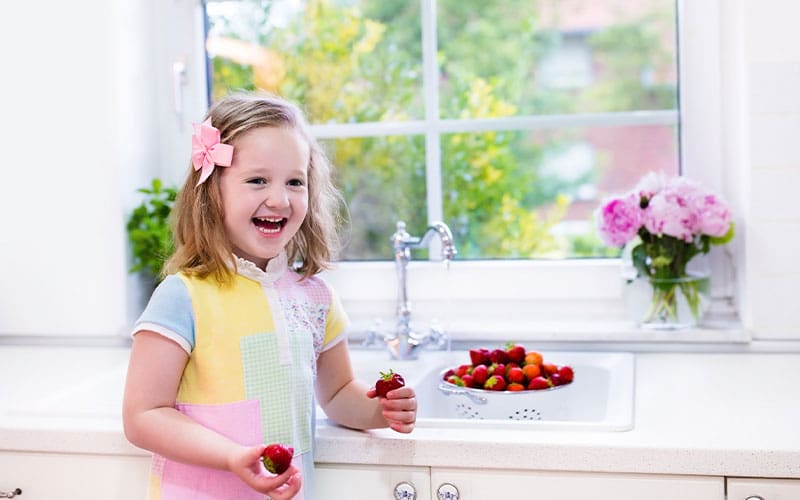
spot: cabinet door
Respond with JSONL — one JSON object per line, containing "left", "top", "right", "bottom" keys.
{"left": 727, "top": 477, "right": 800, "bottom": 500}
{"left": 316, "top": 463, "right": 431, "bottom": 500}
{"left": 430, "top": 468, "right": 724, "bottom": 500}
{"left": 0, "top": 451, "right": 150, "bottom": 500}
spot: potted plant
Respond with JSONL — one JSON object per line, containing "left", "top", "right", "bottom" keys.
{"left": 126, "top": 178, "right": 177, "bottom": 284}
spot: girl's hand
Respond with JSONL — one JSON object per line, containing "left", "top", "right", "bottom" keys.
{"left": 367, "top": 386, "right": 417, "bottom": 433}
{"left": 228, "top": 445, "right": 302, "bottom": 499}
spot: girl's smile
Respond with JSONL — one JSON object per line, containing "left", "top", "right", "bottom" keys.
{"left": 253, "top": 216, "right": 287, "bottom": 234}
{"left": 219, "top": 126, "right": 310, "bottom": 269}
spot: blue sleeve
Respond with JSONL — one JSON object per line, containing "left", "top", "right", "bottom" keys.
{"left": 132, "top": 274, "right": 196, "bottom": 352}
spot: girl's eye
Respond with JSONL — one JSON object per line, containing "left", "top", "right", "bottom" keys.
{"left": 288, "top": 179, "right": 306, "bottom": 187}
{"left": 247, "top": 178, "right": 267, "bottom": 185}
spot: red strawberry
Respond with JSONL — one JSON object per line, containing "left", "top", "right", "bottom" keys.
{"left": 505, "top": 343, "right": 526, "bottom": 364}
{"left": 489, "top": 363, "right": 506, "bottom": 378}
{"left": 375, "top": 370, "right": 405, "bottom": 397}
{"left": 527, "top": 376, "right": 552, "bottom": 390}
{"left": 471, "top": 364, "right": 489, "bottom": 385}
{"left": 542, "top": 363, "right": 559, "bottom": 376}
{"left": 461, "top": 374, "right": 475, "bottom": 388}
{"left": 262, "top": 443, "right": 294, "bottom": 474}
{"left": 483, "top": 374, "right": 507, "bottom": 391}
{"left": 469, "top": 348, "right": 491, "bottom": 366}
{"left": 507, "top": 382, "right": 525, "bottom": 391}
{"left": 446, "top": 375, "right": 464, "bottom": 387}
{"left": 550, "top": 373, "right": 568, "bottom": 386}
{"left": 454, "top": 364, "right": 472, "bottom": 377}
{"left": 489, "top": 348, "right": 509, "bottom": 364}
{"left": 507, "top": 366, "right": 524, "bottom": 384}
{"left": 557, "top": 365, "right": 575, "bottom": 383}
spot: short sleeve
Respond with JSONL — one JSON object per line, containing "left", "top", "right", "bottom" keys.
{"left": 321, "top": 285, "right": 349, "bottom": 353}
{"left": 131, "top": 274, "right": 195, "bottom": 354}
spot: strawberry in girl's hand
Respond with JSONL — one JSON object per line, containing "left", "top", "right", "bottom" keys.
{"left": 375, "top": 370, "right": 405, "bottom": 397}
{"left": 262, "top": 443, "right": 294, "bottom": 474}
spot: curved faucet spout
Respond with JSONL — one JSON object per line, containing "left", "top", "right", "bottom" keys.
{"left": 419, "top": 222, "right": 458, "bottom": 261}
{"left": 378, "top": 220, "right": 457, "bottom": 359}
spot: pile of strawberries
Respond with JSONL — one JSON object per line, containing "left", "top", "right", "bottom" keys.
{"left": 442, "top": 344, "right": 574, "bottom": 392}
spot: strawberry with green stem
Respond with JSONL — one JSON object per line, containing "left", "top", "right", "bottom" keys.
{"left": 375, "top": 369, "right": 406, "bottom": 397}
{"left": 262, "top": 443, "right": 294, "bottom": 474}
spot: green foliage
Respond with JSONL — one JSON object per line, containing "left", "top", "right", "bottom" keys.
{"left": 126, "top": 179, "right": 177, "bottom": 280}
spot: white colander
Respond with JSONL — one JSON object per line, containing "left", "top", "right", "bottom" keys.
{"left": 436, "top": 372, "right": 574, "bottom": 421}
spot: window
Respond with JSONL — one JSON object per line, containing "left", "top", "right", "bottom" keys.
{"left": 172, "top": 0, "right": 734, "bottom": 340}
{"left": 204, "top": 0, "right": 679, "bottom": 260}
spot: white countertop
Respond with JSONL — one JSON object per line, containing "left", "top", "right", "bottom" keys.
{"left": 1, "top": 345, "right": 798, "bottom": 479}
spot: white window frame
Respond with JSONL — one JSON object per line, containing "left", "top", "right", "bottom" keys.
{"left": 166, "top": 0, "right": 743, "bottom": 344}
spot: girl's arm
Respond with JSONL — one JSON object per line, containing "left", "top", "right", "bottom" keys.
{"left": 314, "top": 341, "right": 416, "bottom": 433}
{"left": 123, "top": 331, "right": 301, "bottom": 498}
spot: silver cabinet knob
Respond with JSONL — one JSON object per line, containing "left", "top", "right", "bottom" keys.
{"left": 394, "top": 481, "right": 416, "bottom": 500}
{"left": 744, "top": 497, "right": 765, "bottom": 500}
{"left": 437, "top": 482, "right": 460, "bottom": 500}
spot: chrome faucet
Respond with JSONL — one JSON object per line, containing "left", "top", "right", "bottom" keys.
{"left": 364, "top": 221, "right": 457, "bottom": 359}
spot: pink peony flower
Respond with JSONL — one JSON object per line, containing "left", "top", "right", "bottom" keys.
{"left": 643, "top": 180, "right": 699, "bottom": 242}
{"left": 693, "top": 193, "right": 731, "bottom": 237}
{"left": 633, "top": 171, "right": 666, "bottom": 199}
{"left": 597, "top": 193, "right": 644, "bottom": 247}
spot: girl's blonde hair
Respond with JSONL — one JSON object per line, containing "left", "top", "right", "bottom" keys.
{"left": 165, "top": 92, "right": 343, "bottom": 282}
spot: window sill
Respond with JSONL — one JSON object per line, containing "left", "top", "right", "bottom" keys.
{"left": 323, "top": 259, "right": 744, "bottom": 346}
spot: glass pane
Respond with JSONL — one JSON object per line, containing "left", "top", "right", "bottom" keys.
{"left": 438, "top": 0, "right": 678, "bottom": 118}
{"left": 205, "top": 0, "right": 423, "bottom": 124}
{"left": 442, "top": 124, "right": 678, "bottom": 259}
{"left": 325, "top": 135, "right": 427, "bottom": 260}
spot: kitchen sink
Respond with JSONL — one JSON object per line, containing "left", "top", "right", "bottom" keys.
{"left": 343, "top": 349, "right": 635, "bottom": 431}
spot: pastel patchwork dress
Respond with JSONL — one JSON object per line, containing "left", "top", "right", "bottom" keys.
{"left": 131, "top": 252, "right": 347, "bottom": 500}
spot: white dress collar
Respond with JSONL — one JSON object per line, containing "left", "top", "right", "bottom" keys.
{"left": 234, "top": 252, "right": 288, "bottom": 286}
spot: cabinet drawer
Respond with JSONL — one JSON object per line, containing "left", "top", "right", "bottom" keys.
{"left": 727, "top": 477, "right": 800, "bottom": 500}
{"left": 316, "top": 463, "right": 431, "bottom": 500}
{"left": 431, "top": 468, "right": 724, "bottom": 500}
{"left": 0, "top": 452, "right": 150, "bottom": 500}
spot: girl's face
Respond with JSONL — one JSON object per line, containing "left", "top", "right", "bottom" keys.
{"left": 218, "top": 126, "right": 310, "bottom": 270}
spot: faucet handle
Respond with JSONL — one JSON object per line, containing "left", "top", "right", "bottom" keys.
{"left": 427, "top": 321, "right": 450, "bottom": 350}
{"left": 362, "top": 319, "right": 384, "bottom": 348}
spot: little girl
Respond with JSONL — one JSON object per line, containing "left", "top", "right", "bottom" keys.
{"left": 123, "top": 92, "right": 417, "bottom": 500}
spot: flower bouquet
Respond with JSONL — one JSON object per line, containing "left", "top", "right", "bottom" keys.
{"left": 597, "top": 173, "right": 734, "bottom": 329}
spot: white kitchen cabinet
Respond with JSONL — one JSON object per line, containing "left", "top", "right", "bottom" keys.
{"left": 316, "top": 464, "right": 725, "bottom": 500}
{"left": 315, "top": 463, "right": 432, "bottom": 499}
{"left": 727, "top": 477, "right": 800, "bottom": 500}
{"left": 0, "top": 451, "right": 150, "bottom": 500}
{"left": 430, "top": 468, "right": 724, "bottom": 500}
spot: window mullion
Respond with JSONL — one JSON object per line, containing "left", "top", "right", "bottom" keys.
{"left": 421, "top": 0, "right": 443, "bottom": 235}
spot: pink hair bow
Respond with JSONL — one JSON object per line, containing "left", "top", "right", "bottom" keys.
{"left": 191, "top": 118, "right": 234, "bottom": 185}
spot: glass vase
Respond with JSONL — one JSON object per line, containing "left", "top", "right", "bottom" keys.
{"left": 624, "top": 271, "right": 711, "bottom": 330}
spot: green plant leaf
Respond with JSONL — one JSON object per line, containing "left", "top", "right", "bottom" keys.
{"left": 126, "top": 178, "right": 178, "bottom": 280}
{"left": 709, "top": 222, "right": 735, "bottom": 246}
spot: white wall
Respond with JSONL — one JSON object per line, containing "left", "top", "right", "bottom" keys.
{"left": 739, "top": 0, "right": 800, "bottom": 339}
{"left": 0, "top": 1, "right": 159, "bottom": 338}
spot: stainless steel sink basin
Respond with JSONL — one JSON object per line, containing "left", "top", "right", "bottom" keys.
{"left": 343, "top": 349, "right": 635, "bottom": 431}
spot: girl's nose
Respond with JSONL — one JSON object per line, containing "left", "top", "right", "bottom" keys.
{"left": 265, "top": 185, "right": 290, "bottom": 208}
